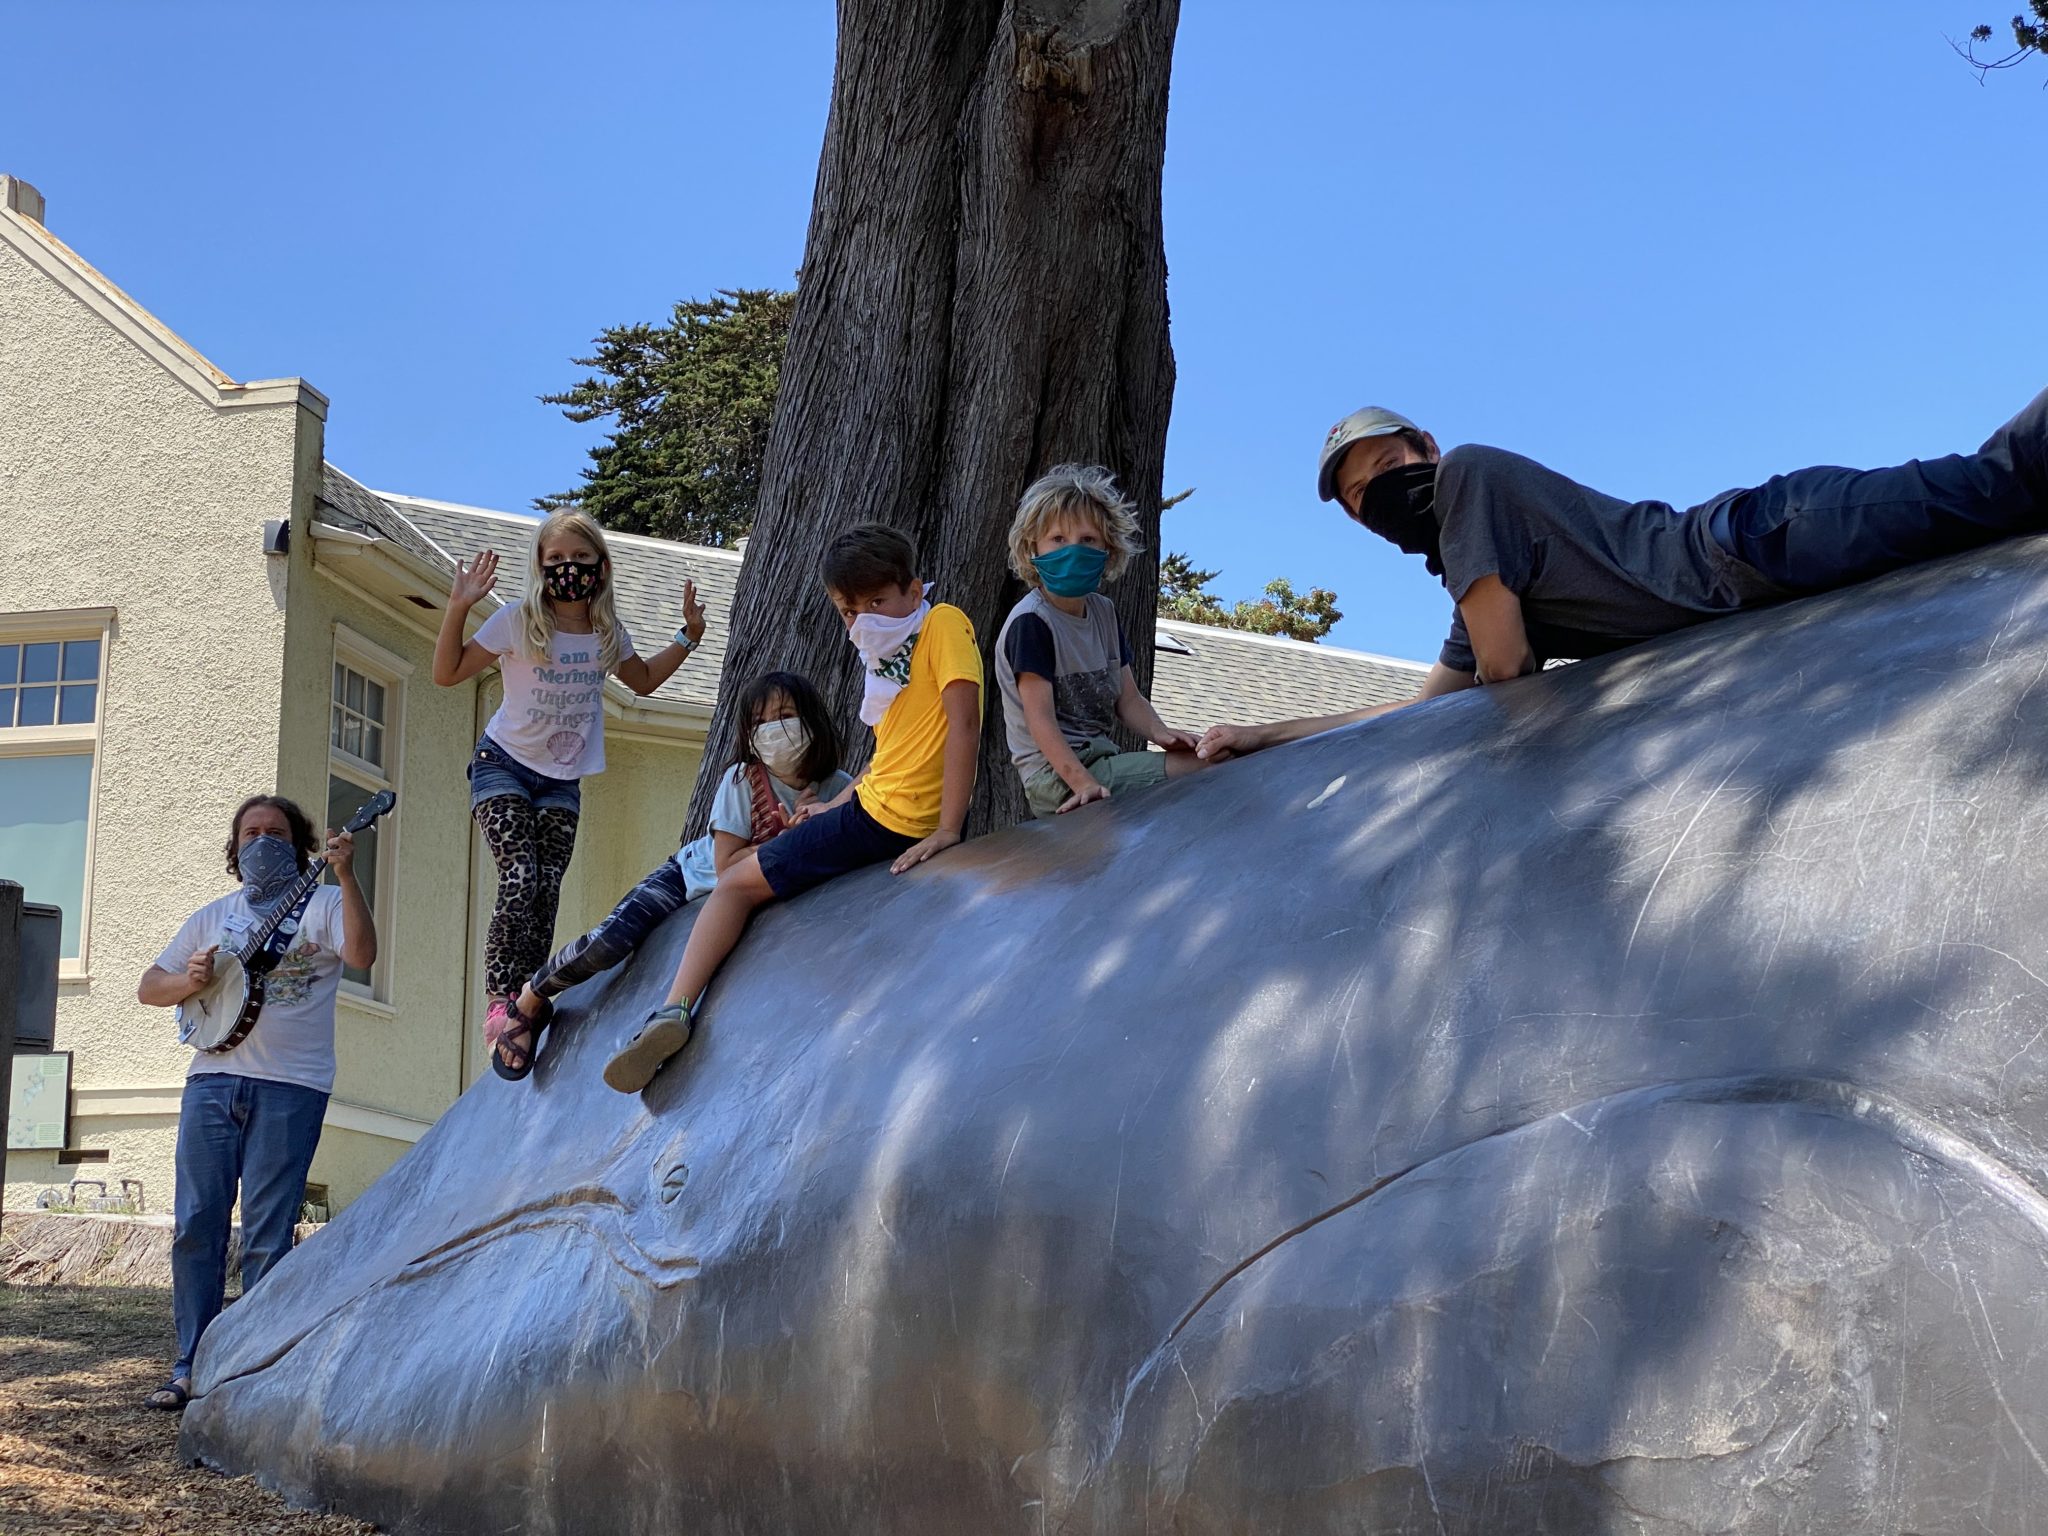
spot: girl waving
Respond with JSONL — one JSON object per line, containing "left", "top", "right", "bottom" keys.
{"left": 433, "top": 509, "right": 707, "bottom": 1077}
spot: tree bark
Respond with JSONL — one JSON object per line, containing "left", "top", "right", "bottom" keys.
{"left": 689, "top": 0, "right": 1179, "bottom": 835}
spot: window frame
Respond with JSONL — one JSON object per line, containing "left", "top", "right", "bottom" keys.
{"left": 0, "top": 608, "right": 114, "bottom": 979}
{"left": 328, "top": 625, "right": 408, "bottom": 1004}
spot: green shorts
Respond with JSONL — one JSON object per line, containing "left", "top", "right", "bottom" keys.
{"left": 1022, "top": 736, "right": 1168, "bottom": 819}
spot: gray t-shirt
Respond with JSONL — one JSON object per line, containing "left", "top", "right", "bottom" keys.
{"left": 1433, "top": 444, "right": 1781, "bottom": 671}
{"left": 994, "top": 591, "right": 1132, "bottom": 779}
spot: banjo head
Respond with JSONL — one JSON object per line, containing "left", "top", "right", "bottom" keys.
{"left": 180, "top": 950, "right": 252, "bottom": 1052}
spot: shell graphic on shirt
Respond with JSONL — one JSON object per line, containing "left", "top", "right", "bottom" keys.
{"left": 547, "top": 729, "right": 586, "bottom": 766}
{"left": 263, "top": 942, "right": 327, "bottom": 1009}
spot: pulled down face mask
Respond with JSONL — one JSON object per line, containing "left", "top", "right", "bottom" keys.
{"left": 1350, "top": 461, "right": 1444, "bottom": 577}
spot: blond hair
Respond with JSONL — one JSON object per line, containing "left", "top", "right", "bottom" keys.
{"left": 518, "top": 508, "right": 625, "bottom": 673}
{"left": 1006, "top": 464, "right": 1143, "bottom": 587}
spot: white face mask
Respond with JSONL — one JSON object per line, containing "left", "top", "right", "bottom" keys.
{"left": 751, "top": 717, "right": 811, "bottom": 777}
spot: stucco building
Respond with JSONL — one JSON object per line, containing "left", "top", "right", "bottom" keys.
{"left": 0, "top": 174, "right": 1426, "bottom": 1217}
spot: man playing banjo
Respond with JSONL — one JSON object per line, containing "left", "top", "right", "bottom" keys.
{"left": 135, "top": 793, "right": 377, "bottom": 1411}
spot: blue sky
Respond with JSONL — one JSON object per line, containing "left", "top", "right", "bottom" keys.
{"left": 4, "top": 3, "right": 2042, "bottom": 662}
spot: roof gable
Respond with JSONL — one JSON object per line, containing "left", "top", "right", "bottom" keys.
{"left": 0, "top": 175, "right": 325, "bottom": 418}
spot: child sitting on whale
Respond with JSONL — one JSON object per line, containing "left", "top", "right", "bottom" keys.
{"left": 499, "top": 669, "right": 849, "bottom": 1072}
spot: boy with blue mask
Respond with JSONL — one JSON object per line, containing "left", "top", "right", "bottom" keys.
{"left": 994, "top": 464, "right": 1209, "bottom": 819}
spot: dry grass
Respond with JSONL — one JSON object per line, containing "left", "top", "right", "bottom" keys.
{"left": 2, "top": 1213, "right": 187, "bottom": 1289}
{"left": 0, "top": 1262, "right": 376, "bottom": 1533}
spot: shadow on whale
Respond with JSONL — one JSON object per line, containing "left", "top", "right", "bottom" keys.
{"left": 183, "top": 536, "right": 2048, "bottom": 1534}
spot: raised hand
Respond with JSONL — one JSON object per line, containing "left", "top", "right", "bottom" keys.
{"left": 325, "top": 827, "right": 357, "bottom": 881}
{"left": 679, "top": 578, "right": 707, "bottom": 646}
{"left": 452, "top": 549, "right": 499, "bottom": 609}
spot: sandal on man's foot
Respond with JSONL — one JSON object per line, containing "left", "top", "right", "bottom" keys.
{"left": 144, "top": 1377, "right": 191, "bottom": 1411}
{"left": 602, "top": 1002, "right": 694, "bottom": 1094}
{"left": 488, "top": 998, "right": 537, "bottom": 1082}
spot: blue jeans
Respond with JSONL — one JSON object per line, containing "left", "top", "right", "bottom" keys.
{"left": 171, "top": 1073, "right": 328, "bottom": 1379}
{"left": 530, "top": 856, "right": 694, "bottom": 1000}
{"left": 1709, "top": 384, "right": 2048, "bottom": 592}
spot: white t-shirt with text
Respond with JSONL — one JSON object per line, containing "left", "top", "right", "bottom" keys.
{"left": 157, "top": 885, "right": 348, "bottom": 1094}
{"left": 474, "top": 605, "right": 635, "bottom": 779}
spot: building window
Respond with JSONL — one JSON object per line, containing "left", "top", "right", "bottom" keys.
{"left": 0, "top": 613, "right": 112, "bottom": 973}
{"left": 326, "top": 629, "right": 406, "bottom": 1000}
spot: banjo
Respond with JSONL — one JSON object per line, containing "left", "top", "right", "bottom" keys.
{"left": 175, "top": 791, "right": 396, "bottom": 1053}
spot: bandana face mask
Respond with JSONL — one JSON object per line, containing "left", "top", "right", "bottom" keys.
{"left": 542, "top": 558, "right": 604, "bottom": 602}
{"left": 847, "top": 585, "right": 934, "bottom": 726}
{"left": 238, "top": 833, "right": 301, "bottom": 909}
{"left": 1349, "top": 461, "right": 1445, "bottom": 577}
{"left": 1031, "top": 543, "right": 1109, "bottom": 598}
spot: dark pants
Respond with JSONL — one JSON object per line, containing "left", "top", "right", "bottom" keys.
{"left": 530, "top": 857, "right": 693, "bottom": 1000}
{"left": 1712, "top": 385, "right": 2048, "bottom": 592}
{"left": 171, "top": 1073, "right": 328, "bottom": 1379}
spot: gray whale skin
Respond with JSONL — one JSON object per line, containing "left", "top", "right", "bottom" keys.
{"left": 184, "top": 540, "right": 2048, "bottom": 1534}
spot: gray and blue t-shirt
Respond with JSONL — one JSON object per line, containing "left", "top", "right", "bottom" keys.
{"left": 994, "top": 591, "right": 1132, "bottom": 780}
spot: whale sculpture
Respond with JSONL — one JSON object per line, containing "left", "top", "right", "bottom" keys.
{"left": 184, "top": 537, "right": 2048, "bottom": 1534}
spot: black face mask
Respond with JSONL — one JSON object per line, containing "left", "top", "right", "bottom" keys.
{"left": 1348, "top": 460, "right": 1443, "bottom": 577}
{"left": 542, "top": 558, "right": 603, "bottom": 602}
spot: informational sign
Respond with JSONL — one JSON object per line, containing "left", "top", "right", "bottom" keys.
{"left": 6, "top": 1051, "right": 70, "bottom": 1150}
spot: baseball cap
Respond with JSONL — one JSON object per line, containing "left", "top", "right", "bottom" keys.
{"left": 1317, "top": 406, "right": 1422, "bottom": 503}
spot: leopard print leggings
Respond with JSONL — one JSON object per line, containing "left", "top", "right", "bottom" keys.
{"left": 474, "top": 796, "right": 580, "bottom": 998}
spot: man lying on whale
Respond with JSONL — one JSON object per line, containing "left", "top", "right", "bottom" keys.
{"left": 1198, "top": 386, "right": 2048, "bottom": 761}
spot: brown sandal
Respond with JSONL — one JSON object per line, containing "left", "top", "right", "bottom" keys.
{"left": 489, "top": 994, "right": 547, "bottom": 1081}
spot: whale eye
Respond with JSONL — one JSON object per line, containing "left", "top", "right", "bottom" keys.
{"left": 659, "top": 1162, "right": 690, "bottom": 1204}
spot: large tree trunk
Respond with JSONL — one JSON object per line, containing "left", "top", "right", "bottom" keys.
{"left": 690, "top": 0, "right": 1178, "bottom": 835}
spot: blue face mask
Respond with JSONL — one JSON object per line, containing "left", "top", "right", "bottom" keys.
{"left": 1032, "top": 543, "right": 1109, "bottom": 598}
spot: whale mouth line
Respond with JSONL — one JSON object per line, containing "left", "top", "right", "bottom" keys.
{"left": 1071, "top": 1068, "right": 2048, "bottom": 1516}
{"left": 1158, "top": 1070, "right": 2048, "bottom": 1353}
{"left": 198, "top": 1184, "right": 700, "bottom": 1399}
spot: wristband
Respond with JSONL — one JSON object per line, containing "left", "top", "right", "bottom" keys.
{"left": 672, "top": 628, "right": 697, "bottom": 651}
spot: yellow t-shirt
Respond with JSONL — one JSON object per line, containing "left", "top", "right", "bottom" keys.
{"left": 857, "top": 603, "right": 984, "bottom": 837}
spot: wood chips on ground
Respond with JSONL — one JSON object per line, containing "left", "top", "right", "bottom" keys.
{"left": 0, "top": 1278, "right": 377, "bottom": 1535}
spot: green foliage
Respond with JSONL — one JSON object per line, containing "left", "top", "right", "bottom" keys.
{"left": 1965, "top": 4, "right": 2047, "bottom": 71}
{"left": 538, "top": 287, "right": 797, "bottom": 546}
{"left": 1157, "top": 552, "right": 1343, "bottom": 643}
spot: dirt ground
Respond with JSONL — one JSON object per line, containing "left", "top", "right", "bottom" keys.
{"left": 0, "top": 1280, "right": 376, "bottom": 1534}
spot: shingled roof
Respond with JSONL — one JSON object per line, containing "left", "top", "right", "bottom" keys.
{"left": 325, "top": 468, "right": 1430, "bottom": 727}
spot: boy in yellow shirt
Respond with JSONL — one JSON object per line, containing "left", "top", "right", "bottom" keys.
{"left": 604, "top": 524, "right": 983, "bottom": 1093}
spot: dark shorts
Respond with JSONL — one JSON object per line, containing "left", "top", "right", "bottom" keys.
{"left": 467, "top": 733, "right": 582, "bottom": 815}
{"left": 755, "top": 793, "right": 917, "bottom": 900}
